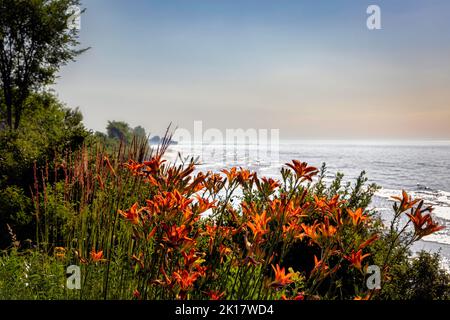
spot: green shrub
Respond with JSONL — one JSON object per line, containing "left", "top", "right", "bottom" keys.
{"left": 0, "top": 93, "right": 89, "bottom": 247}
{"left": 379, "top": 250, "right": 450, "bottom": 300}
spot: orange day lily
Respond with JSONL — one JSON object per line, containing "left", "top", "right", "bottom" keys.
{"left": 172, "top": 269, "right": 200, "bottom": 291}
{"left": 247, "top": 211, "right": 271, "bottom": 240}
{"left": 195, "top": 195, "right": 216, "bottom": 214}
{"left": 90, "top": 249, "right": 105, "bottom": 262}
{"left": 286, "top": 160, "right": 318, "bottom": 182}
{"left": 119, "top": 202, "right": 141, "bottom": 225}
{"left": 207, "top": 290, "right": 226, "bottom": 300}
{"left": 259, "top": 177, "right": 281, "bottom": 193}
{"left": 354, "top": 293, "right": 371, "bottom": 300}
{"left": 270, "top": 264, "right": 295, "bottom": 288}
{"left": 161, "top": 224, "right": 195, "bottom": 250}
{"left": 300, "top": 222, "right": 319, "bottom": 243}
{"left": 221, "top": 167, "right": 238, "bottom": 183}
{"left": 347, "top": 208, "right": 369, "bottom": 226}
{"left": 317, "top": 217, "right": 337, "bottom": 238}
{"left": 406, "top": 201, "right": 445, "bottom": 239}
{"left": 392, "top": 190, "right": 420, "bottom": 213}
{"left": 312, "top": 255, "right": 330, "bottom": 275}
{"left": 236, "top": 168, "right": 254, "bottom": 185}
{"left": 345, "top": 249, "right": 370, "bottom": 270}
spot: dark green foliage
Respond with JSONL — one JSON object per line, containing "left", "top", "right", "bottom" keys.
{"left": 0, "top": 0, "right": 88, "bottom": 130}
{"left": 379, "top": 250, "right": 450, "bottom": 300}
{"left": 106, "top": 121, "right": 132, "bottom": 142}
{"left": 133, "top": 125, "right": 147, "bottom": 139}
{"left": 105, "top": 120, "right": 147, "bottom": 144}
{"left": 92, "top": 120, "right": 148, "bottom": 153}
{"left": 0, "top": 248, "right": 68, "bottom": 299}
{"left": 0, "top": 93, "right": 89, "bottom": 246}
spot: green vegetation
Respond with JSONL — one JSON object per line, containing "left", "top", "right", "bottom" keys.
{"left": 0, "top": 0, "right": 449, "bottom": 301}
{"left": 0, "top": 0, "right": 87, "bottom": 130}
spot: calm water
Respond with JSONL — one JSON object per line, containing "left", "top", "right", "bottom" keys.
{"left": 167, "top": 140, "right": 450, "bottom": 262}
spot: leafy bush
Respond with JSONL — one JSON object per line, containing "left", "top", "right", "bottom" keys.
{"left": 0, "top": 93, "right": 89, "bottom": 247}
{"left": 0, "top": 248, "right": 68, "bottom": 300}
{"left": 379, "top": 250, "right": 450, "bottom": 300}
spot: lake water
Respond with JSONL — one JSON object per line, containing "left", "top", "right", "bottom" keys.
{"left": 166, "top": 140, "right": 450, "bottom": 264}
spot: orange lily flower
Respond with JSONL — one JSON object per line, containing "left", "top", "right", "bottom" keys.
{"left": 207, "top": 290, "right": 226, "bottom": 300}
{"left": 406, "top": 201, "right": 445, "bottom": 239}
{"left": 182, "top": 249, "right": 200, "bottom": 268}
{"left": 347, "top": 208, "right": 369, "bottom": 226}
{"left": 119, "top": 202, "right": 141, "bottom": 225}
{"left": 317, "top": 217, "right": 337, "bottom": 238}
{"left": 161, "top": 224, "right": 195, "bottom": 250}
{"left": 259, "top": 177, "right": 281, "bottom": 193}
{"left": 221, "top": 167, "right": 238, "bottom": 183}
{"left": 312, "top": 255, "right": 330, "bottom": 274}
{"left": 90, "top": 249, "right": 105, "bottom": 262}
{"left": 195, "top": 195, "right": 216, "bottom": 214}
{"left": 247, "top": 211, "right": 271, "bottom": 239}
{"left": 314, "top": 195, "right": 341, "bottom": 214}
{"left": 392, "top": 190, "right": 420, "bottom": 212}
{"left": 345, "top": 249, "right": 370, "bottom": 270}
{"left": 124, "top": 159, "right": 144, "bottom": 174}
{"left": 143, "top": 156, "right": 165, "bottom": 175}
{"left": 172, "top": 269, "right": 200, "bottom": 291}
{"left": 282, "top": 221, "right": 302, "bottom": 237}
{"left": 300, "top": 222, "right": 320, "bottom": 243}
{"left": 354, "top": 293, "right": 371, "bottom": 300}
{"left": 270, "top": 264, "right": 295, "bottom": 288}
{"left": 286, "top": 160, "right": 318, "bottom": 182}
{"left": 204, "top": 173, "right": 224, "bottom": 193}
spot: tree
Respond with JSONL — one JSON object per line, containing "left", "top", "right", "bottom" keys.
{"left": 0, "top": 0, "right": 88, "bottom": 130}
{"left": 106, "top": 120, "right": 131, "bottom": 142}
{"left": 133, "top": 125, "right": 147, "bottom": 139}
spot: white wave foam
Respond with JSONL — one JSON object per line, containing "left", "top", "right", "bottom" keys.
{"left": 422, "top": 233, "right": 450, "bottom": 246}
{"left": 433, "top": 207, "right": 450, "bottom": 220}
{"left": 375, "top": 188, "right": 450, "bottom": 220}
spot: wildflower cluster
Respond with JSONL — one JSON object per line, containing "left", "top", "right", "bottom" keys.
{"left": 114, "top": 150, "right": 444, "bottom": 300}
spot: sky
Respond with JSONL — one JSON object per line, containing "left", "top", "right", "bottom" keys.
{"left": 53, "top": 0, "right": 450, "bottom": 140}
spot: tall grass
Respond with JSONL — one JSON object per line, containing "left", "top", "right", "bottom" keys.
{"left": 30, "top": 134, "right": 162, "bottom": 299}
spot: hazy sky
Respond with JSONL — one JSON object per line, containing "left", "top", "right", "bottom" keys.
{"left": 53, "top": 0, "right": 450, "bottom": 139}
